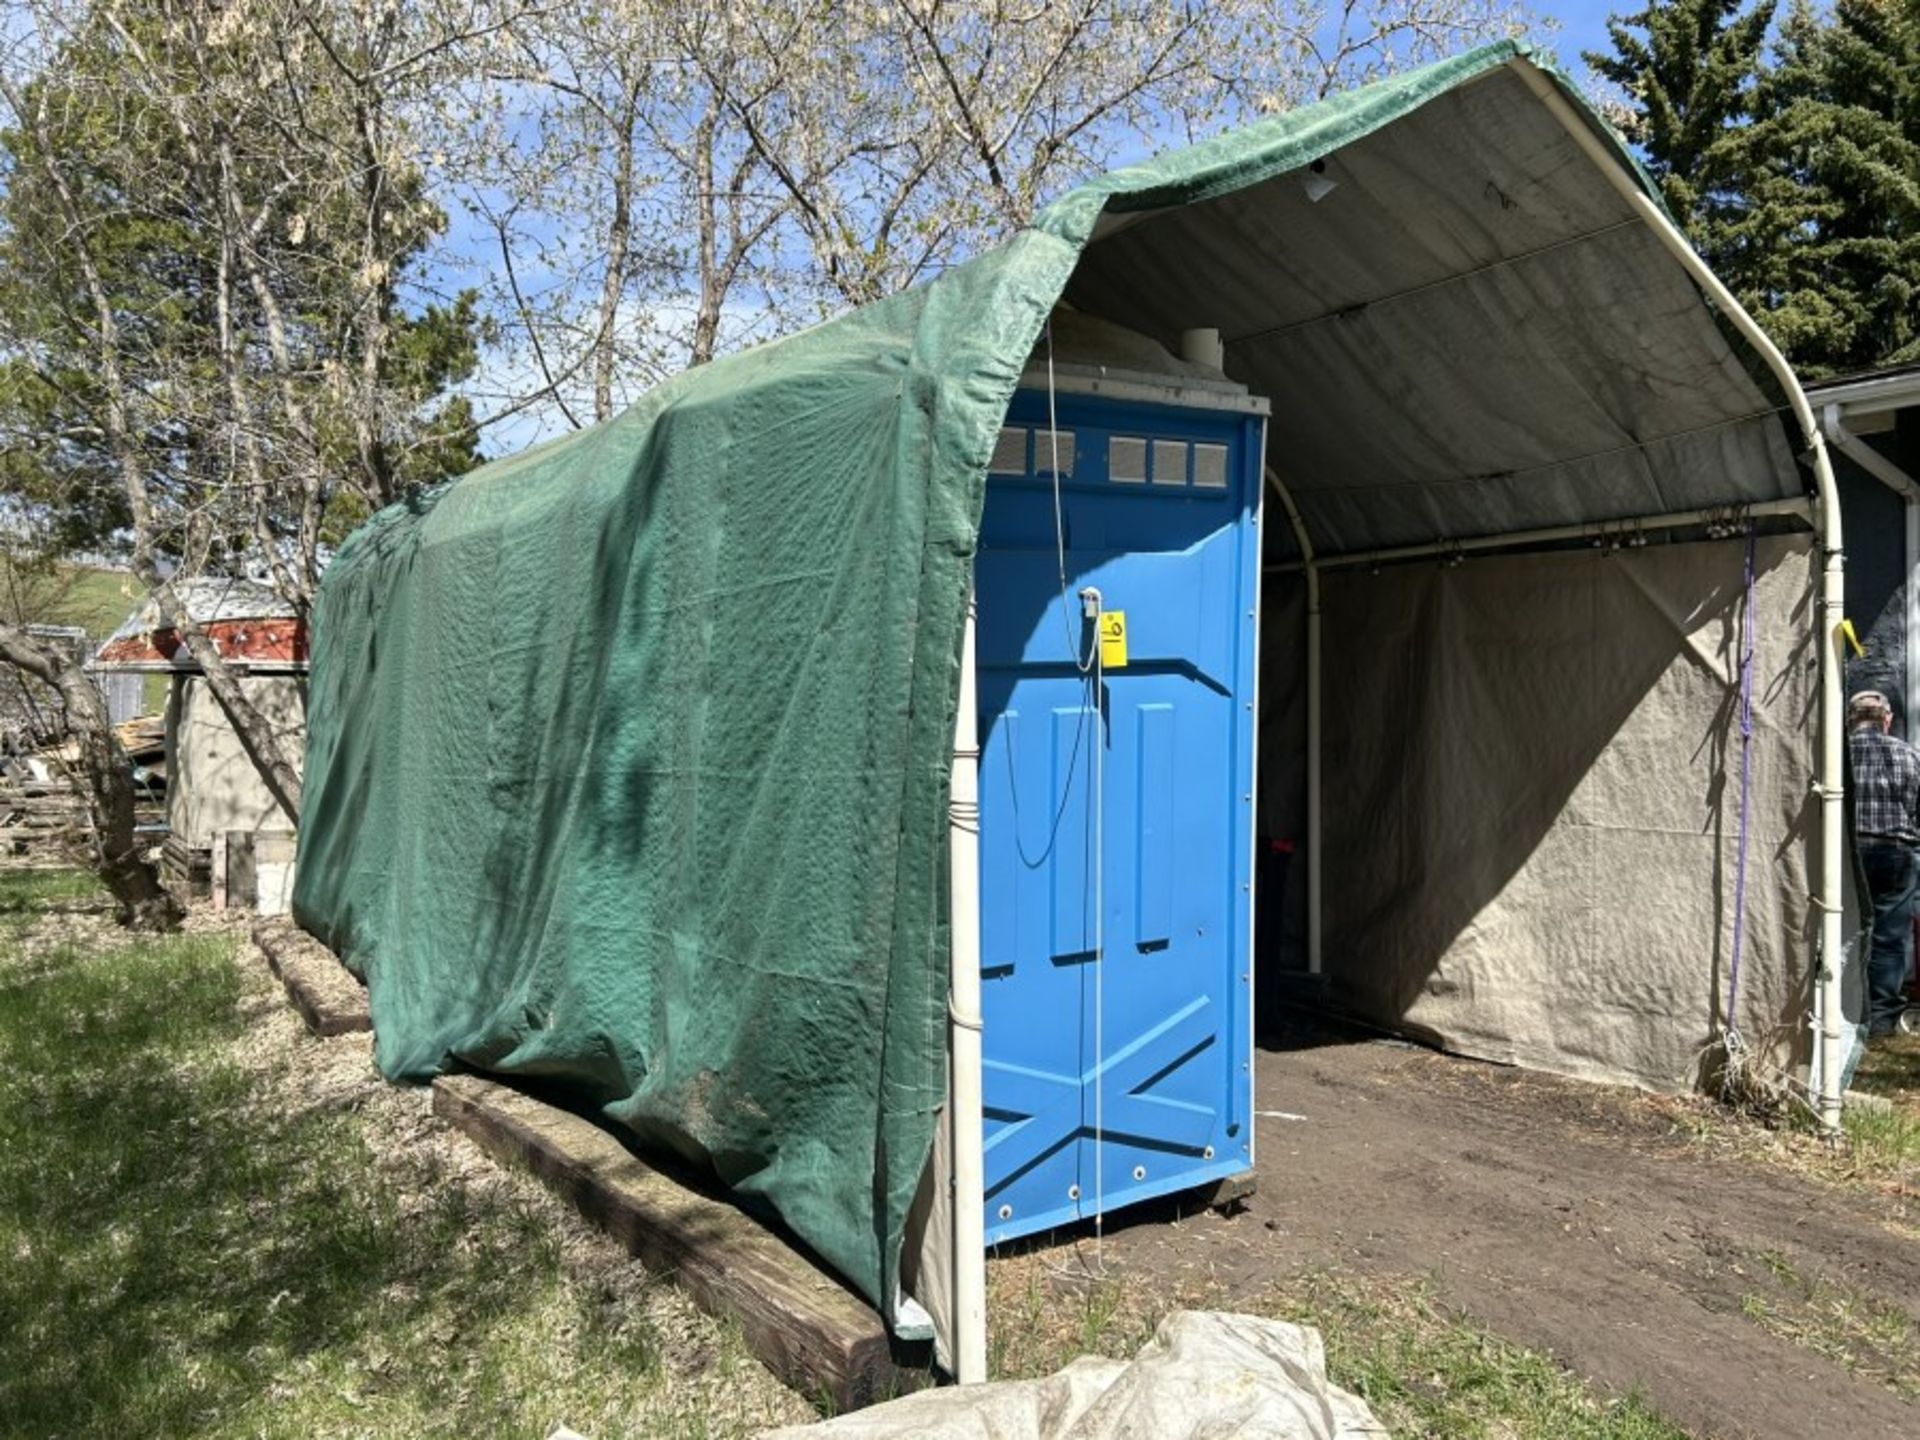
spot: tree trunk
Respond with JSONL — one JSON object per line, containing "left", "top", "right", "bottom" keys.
{"left": 0, "top": 623, "right": 182, "bottom": 930}
{"left": 353, "top": 88, "right": 399, "bottom": 507}
{"left": 594, "top": 81, "right": 641, "bottom": 419}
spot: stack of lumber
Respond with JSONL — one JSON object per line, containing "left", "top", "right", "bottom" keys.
{"left": 116, "top": 715, "right": 166, "bottom": 768}
{"left": 0, "top": 715, "right": 168, "bottom": 856}
{"left": 0, "top": 756, "right": 89, "bottom": 854}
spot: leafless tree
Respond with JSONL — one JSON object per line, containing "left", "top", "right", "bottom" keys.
{"left": 457, "top": 0, "right": 1542, "bottom": 436}
{"left": 0, "top": 1, "right": 533, "bottom": 825}
{"left": 0, "top": 0, "right": 1546, "bottom": 890}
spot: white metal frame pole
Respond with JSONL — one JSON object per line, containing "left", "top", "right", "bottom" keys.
{"left": 1265, "top": 498, "right": 1814, "bottom": 576}
{"left": 947, "top": 589, "right": 987, "bottom": 1383}
{"left": 1264, "top": 467, "right": 1323, "bottom": 975}
{"left": 1512, "top": 57, "right": 1849, "bottom": 1131}
{"left": 1909, "top": 502, "right": 1918, "bottom": 748}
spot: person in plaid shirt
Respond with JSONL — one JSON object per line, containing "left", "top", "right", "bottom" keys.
{"left": 1848, "top": 690, "right": 1920, "bottom": 1038}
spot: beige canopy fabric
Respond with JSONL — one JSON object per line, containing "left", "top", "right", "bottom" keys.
{"left": 1068, "top": 64, "right": 1804, "bottom": 554}
{"left": 1260, "top": 534, "right": 1816, "bottom": 1089}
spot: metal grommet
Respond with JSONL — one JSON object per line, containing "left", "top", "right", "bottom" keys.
{"left": 998, "top": 1204, "right": 1013, "bottom": 1221}
{"left": 1067, "top": 1185, "right": 1081, "bottom": 1201}
{"left": 1203, "top": 1146, "right": 1215, "bottom": 1160}
{"left": 1132, "top": 1165, "right": 1146, "bottom": 1181}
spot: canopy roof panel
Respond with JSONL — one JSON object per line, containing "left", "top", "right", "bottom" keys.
{"left": 1063, "top": 60, "right": 1804, "bottom": 554}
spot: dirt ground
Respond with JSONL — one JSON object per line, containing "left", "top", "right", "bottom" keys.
{"left": 1074, "top": 1028, "right": 1919, "bottom": 1440}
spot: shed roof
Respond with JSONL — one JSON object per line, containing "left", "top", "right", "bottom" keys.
{"left": 93, "top": 577, "right": 307, "bottom": 673}
{"left": 1805, "top": 360, "right": 1920, "bottom": 415}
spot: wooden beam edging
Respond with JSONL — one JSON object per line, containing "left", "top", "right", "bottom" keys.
{"left": 250, "top": 916, "right": 372, "bottom": 1037}
{"left": 431, "top": 1072, "right": 928, "bottom": 1413}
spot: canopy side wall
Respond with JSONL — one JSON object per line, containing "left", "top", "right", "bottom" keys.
{"left": 1259, "top": 535, "right": 1816, "bottom": 1089}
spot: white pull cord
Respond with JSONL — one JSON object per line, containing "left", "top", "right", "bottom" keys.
{"left": 1092, "top": 601, "right": 1105, "bottom": 1263}
{"left": 1075, "top": 586, "right": 1107, "bottom": 1261}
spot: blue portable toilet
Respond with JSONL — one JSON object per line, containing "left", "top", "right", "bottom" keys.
{"left": 974, "top": 316, "right": 1265, "bottom": 1243}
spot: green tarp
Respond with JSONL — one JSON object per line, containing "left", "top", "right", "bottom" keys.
{"left": 292, "top": 41, "right": 1661, "bottom": 1319}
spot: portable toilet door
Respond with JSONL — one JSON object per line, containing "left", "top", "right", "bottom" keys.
{"left": 974, "top": 370, "right": 1265, "bottom": 1244}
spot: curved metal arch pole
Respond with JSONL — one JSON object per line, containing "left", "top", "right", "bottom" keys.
{"left": 1510, "top": 57, "right": 1849, "bottom": 1131}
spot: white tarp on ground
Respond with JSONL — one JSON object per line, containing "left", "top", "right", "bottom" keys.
{"left": 1261, "top": 533, "right": 1816, "bottom": 1090}
{"left": 761, "top": 1311, "right": 1385, "bottom": 1439}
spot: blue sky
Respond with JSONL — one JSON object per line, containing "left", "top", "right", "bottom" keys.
{"left": 1536, "top": 0, "right": 1625, "bottom": 75}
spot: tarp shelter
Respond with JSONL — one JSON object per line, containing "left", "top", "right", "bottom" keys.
{"left": 292, "top": 42, "right": 1852, "bottom": 1380}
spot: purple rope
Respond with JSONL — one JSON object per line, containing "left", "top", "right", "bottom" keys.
{"left": 1727, "top": 526, "right": 1758, "bottom": 1031}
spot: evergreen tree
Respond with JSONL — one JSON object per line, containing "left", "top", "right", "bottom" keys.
{"left": 1584, "top": 0, "right": 1777, "bottom": 285}
{"left": 1736, "top": 0, "right": 1920, "bottom": 373}
{"left": 1592, "top": 0, "right": 1920, "bottom": 374}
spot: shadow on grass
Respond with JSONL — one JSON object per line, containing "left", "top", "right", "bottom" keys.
{"left": 0, "top": 924, "right": 657, "bottom": 1437}
{"left": 1854, "top": 1032, "right": 1920, "bottom": 1101}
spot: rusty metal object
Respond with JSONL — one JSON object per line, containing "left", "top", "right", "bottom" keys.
{"left": 94, "top": 617, "right": 309, "bottom": 670}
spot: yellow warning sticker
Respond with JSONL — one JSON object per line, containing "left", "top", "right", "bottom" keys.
{"left": 1099, "top": 610, "right": 1129, "bottom": 669}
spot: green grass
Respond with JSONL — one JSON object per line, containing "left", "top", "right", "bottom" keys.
{"left": 1843, "top": 1030, "right": 1920, "bottom": 1180}
{"left": 0, "top": 868, "right": 107, "bottom": 915}
{"left": 39, "top": 565, "right": 146, "bottom": 637}
{"left": 0, "top": 870, "right": 110, "bottom": 951}
{"left": 1853, "top": 1031, "right": 1920, "bottom": 1104}
{"left": 0, "top": 871, "right": 803, "bottom": 1438}
{"left": 1841, "top": 1102, "right": 1920, "bottom": 1178}
{"left": 984, "top": 1266, "right": 1162, "bottom": 1392}
{"left": 1642, "top": 1036, "right": 1918, "bottom": 1202}
{"left": 986, "top": 1258, "right": 1685, "bottom": 1439}
{"left": 1, "top": 558, "right": 143, "bottom": 636}
{"left": 1278, "top": 1274, "right": 1687, "bottom": 1440}
{"left": 1738, "top": 1249, "right": 1919, "bottom": 1399}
